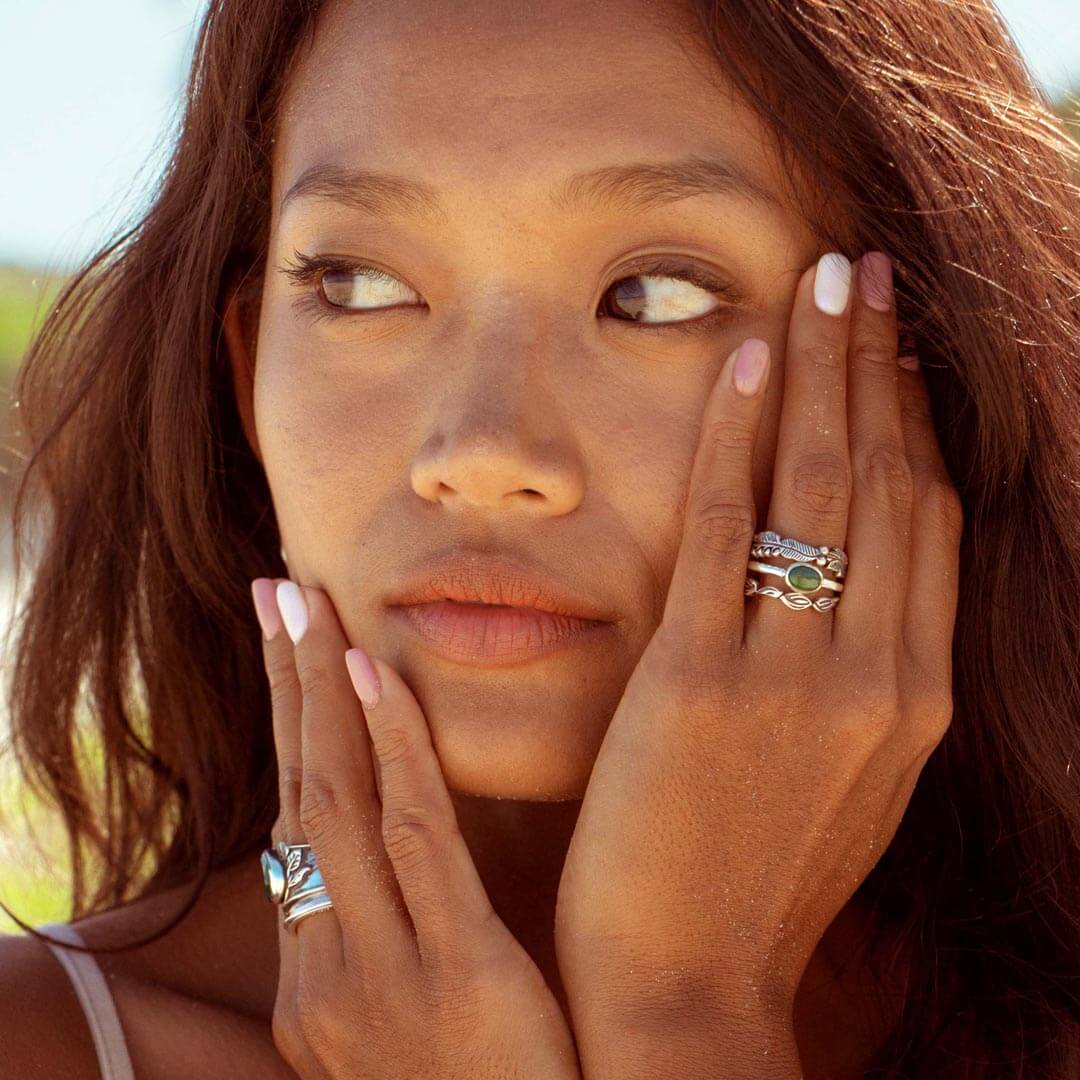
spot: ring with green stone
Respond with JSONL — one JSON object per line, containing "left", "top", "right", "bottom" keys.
{"left": 746, "top": 559, "right": 844, "bottom": 595}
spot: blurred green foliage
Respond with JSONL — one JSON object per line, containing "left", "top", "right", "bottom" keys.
{"left": 0, "top": 265, "right": 66, "bottom": 378}
{"left": 0, "top": 718, "right": 112, "bottom": 933}
{"left": 0, "top": 761, "right": 73, "bottom": 933}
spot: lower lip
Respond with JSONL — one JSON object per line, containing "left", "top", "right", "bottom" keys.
{"left": 389, "top": 600, "right": 613, "bottom": 666}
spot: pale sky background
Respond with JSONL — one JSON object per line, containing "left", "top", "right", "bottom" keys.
{"left": 1, "top": 0, "right": 1078, "bottom": 272}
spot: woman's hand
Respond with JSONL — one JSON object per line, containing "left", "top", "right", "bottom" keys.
{"left": 251, "top": 578, "right": 581, "bottom": 1080}
{"left": 552, "top": 252, "right": 964, "bottom": 1073}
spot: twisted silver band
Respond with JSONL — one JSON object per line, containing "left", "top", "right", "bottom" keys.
{"left": 744, "top": 576, "right": 841, "bottom": 612}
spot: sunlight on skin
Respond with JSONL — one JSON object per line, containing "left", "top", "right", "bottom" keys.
{"left": 222, "top": 0, "right": 894, "bottom": 1071}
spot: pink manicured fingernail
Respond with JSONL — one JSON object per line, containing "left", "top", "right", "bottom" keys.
{"left": 251, "top": 578, "right": 282, "bottom": 641}
{"left": 859, "top": 252, "right": 893, "bottom": 312}
{"left": 346, "top": 648, "right": 382, "bottom": 709}
{"left": 732, "top": 338, "right": 770, "bottom": 397}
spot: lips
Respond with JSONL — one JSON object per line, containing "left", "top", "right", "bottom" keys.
{"left": 384, "top": 549, "right": 618, "bottom": 666}
{"left": 384, "top": 550, "right": 616, "bottom": 623}
{"left": 390, "top": 599, "right": 610, "bottom": 665}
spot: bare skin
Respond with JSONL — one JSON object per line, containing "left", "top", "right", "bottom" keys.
{"left": 8, "top": 804, "right": 913, "bottom": 1078}
{"left": 1, "top": 0, "right": 948, "bottom": 1074}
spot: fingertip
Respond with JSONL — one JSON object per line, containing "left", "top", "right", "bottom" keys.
{"left": 731, "top": 338, "right": 770, "bottom": 398}
{"left": 251, "top": 577, "right": 282, "bottom": 641}
{"left": 345, "top": 647, "right": 382, "bottom": 709}
{"left": 858, "top": 252, "right": 894, "bottom": 313}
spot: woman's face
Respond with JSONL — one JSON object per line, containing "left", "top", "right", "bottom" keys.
{"left": 229, "top": 0, "right": 823, "bottom": 800}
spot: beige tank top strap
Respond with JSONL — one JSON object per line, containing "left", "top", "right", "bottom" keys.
{"left": 38, "top": 921, "right": 136, "bottom": 1080}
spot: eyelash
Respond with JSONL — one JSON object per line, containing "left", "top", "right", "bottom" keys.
{"left": 278, "top": 249, "right": 744, "bottom": 336}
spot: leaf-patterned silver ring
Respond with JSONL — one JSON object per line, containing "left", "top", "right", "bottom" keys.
{"left": 750, "top": 530, "right": 848, "bottom": 577}
{"left": 259, "top": 838, "right": 330, "bottom": 924}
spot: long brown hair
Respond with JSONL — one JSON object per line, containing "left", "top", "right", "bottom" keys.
{"left": 2, "top": 1, "right": 1077, "bottom": 1074}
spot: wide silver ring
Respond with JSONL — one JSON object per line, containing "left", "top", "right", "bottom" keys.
{"left": 260, "top": 840, "right": 335, "bottom": 933}
{"left": 745, "top": 529, "right": 847, "bottom": 613}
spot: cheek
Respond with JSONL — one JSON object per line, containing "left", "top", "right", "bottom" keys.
{"left": 605, "top": 336, "right": 786, "bottom": 614}
{"left": 252, "top": 325, "right": 400, "bottom": 548}
{"left": 598, "top": 400, "right": 707, "bottom": 623}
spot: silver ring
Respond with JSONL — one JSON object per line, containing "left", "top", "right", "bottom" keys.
{"left": 745, "top": 529, "right": 847, "bottom": 613}
{"left": 744, "top": 576, "right": 840, "bottom": 612}
{"left": 261, "top": 840, "right": 335, "bottom": 933}
{"left": 750, "top": 530, "right": 847, "bottom": 577}
{"left": 746, "top": 559, "right": 844, "bottom": 593}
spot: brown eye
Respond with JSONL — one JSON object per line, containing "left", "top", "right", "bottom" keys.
{"left": 318, "top": 266, "right": 420, "bottom": 310}
{"left": 599, "top": 272, "right": 724, "bottom": 325}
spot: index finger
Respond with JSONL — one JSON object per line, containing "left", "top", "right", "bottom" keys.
{"left": 279, "top": 582, "right": 410, "bottom": 950}
{"left": 660, "top": 336, "right": 771, "bottom": 661}
{"left": 252, "top": 576, "right": 304, "bottom": 841}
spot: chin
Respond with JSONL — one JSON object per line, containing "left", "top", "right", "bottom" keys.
{"left": 382, "top": 641, "right": 629, "bottom": 800}
{"left": 434, "top": 713, "right": 599, "bottom": 801}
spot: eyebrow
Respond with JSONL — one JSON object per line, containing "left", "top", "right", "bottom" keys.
{"left": 279, "top": 154, "right": 783, "bottom": 221}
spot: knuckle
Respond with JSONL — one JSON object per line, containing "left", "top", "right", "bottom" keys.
{"left": 381, "top": 804, "right": 445, "bottom": 869}
{"left": 296, "top": 660, "right": 334, "bottom": 703}
{"left": 836, "top": 671, "right": 901, "bottom": 740}
{"left": 298, "top": 772, "right": 341, "bottom": 840}
{"left": 789, "top": 451, "right": 852, "bottom": 519}
{"left": 801, "top": 339, "right": 844, "bottom": 371}
{"left": 264, "top": 650, "right": 297, "bottom": 698}
{"left": 704, "top": 415, "right": 757, "bottom": 453}
{"left": 857, "top": 444, "right": 913, "bottom": 506}
{"left": 690, "top": 499, "right": 756, "bottom": 554}
{"left": 899, "top": 377, "right": 933, "bottom": 424}
{"left": 371, "top": 725, "right": 416, "bottom": 773}
{"left": 924, "top": 476, "right": 965, "bottom": 539}
{"left": 278, "top": 765, "right": 304, "bottom": 817}
{"left": 850, "top": 334, "right": 896, "bottom": 373}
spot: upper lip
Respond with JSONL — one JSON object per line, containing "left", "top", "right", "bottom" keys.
{"left": 384, "top": 548, "right": 617, "bottom": 623}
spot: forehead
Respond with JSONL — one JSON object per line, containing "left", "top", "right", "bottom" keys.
{"left": 272, "top": 0, "right": 806, "bottom": 230}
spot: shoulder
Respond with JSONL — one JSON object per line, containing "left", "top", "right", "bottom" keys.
{"left": 0, "top": 930, "right": 102, "bottom": 1078}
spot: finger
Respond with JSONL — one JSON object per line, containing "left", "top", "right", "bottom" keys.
{"left": 895, "top": 362, "right": 964, "bottom": 682}
{"left": 833, "top": 252, "right": 912, "bottom": 648}
{"left": 750, "top": 252, "right": 853, "bottom": 647}
{"left": 277, "top": 581, "right": 414, "bottom": 966}
{"left": 351, "top": 651, "right": 501, "bottom": 974}
{"left": 661, "top": 336, "right": 772, "bottom": 658}
{"left": 269, "top": 817, "right": 327, "bottom": 1080}
{"left": 252, "top": 592, "right": 345, "bottom": 1078}
{"left": 253, "top": 577, "right": 304, "bottom": 842}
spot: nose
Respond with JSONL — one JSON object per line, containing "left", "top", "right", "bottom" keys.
{"left": 409, "top": 347, "right": 586, "bottom": 517}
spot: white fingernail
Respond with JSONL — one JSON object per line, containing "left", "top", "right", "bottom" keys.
{"left": 813, "top": 252, "right": 852, "bottom": 316}
{"left": 276, "top": 580, "right": 308, "bottom": 644}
